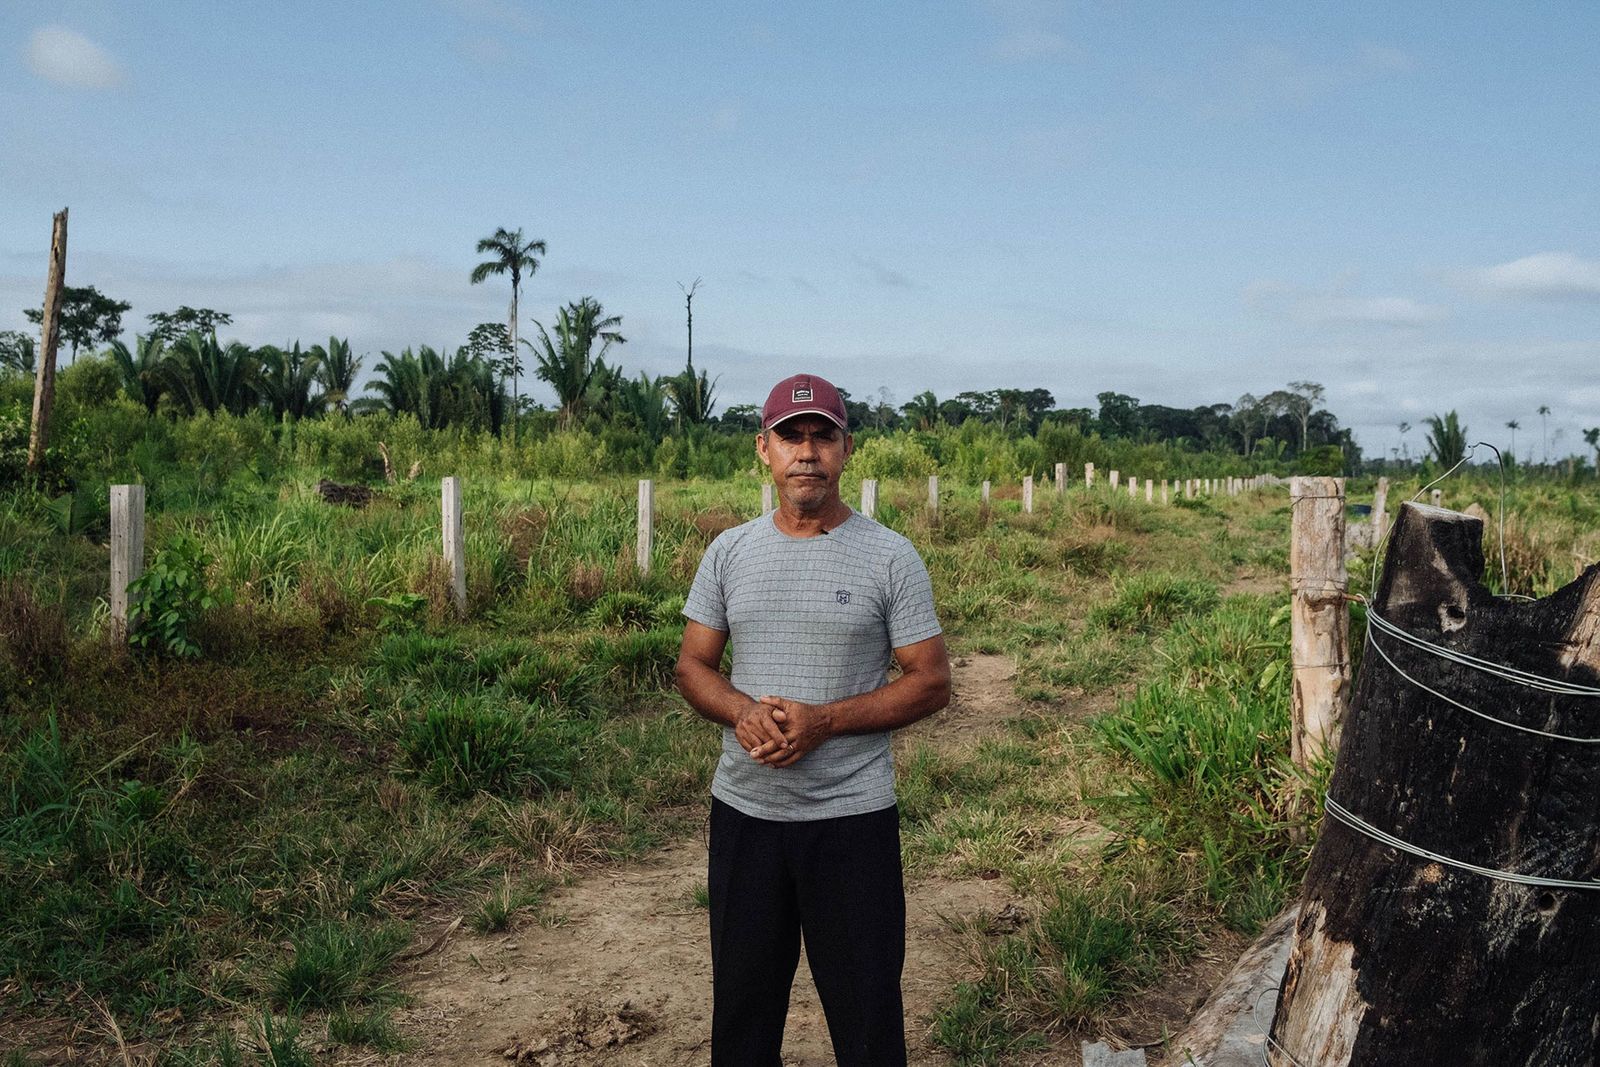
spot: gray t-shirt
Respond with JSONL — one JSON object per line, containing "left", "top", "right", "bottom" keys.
{"left": 683, "top": 509, "right": 943, "bottom": 822}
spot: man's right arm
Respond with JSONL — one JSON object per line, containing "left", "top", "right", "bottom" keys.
{"left": 675, "top": 619, "right": 791, "bottom": 760}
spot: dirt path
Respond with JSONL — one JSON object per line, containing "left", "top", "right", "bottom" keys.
{"left": 356, "top": 655, "right": 1040, "bottom": 1067}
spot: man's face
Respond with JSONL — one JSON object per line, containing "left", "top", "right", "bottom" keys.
{"left": 756, "top": 415, "right": 853, "bottom": 511}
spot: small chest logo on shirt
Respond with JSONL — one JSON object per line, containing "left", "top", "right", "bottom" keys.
{"left": 793, "top": 386, "right": 813, "bottom": 402}
{"left": 835, "top": 589, "right": 851, "bottom": 605}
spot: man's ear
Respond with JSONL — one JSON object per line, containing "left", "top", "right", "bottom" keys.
{"left": 842, "top": 433, "right": 854, "bottom": 462}
{"left": 755, "top": 431, "right": 771, "bottom": 468}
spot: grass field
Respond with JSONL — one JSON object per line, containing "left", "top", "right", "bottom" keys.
{"left": 0, "top": 458, "right": 1593, "bottom": 1063}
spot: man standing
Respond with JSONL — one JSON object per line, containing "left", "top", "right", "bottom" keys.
{"left": 675, "top": 372, "right": 951, "bottom": 1066}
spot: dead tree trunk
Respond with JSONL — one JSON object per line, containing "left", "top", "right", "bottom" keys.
{"left": 27, "top": 208, "right": 67, "bottom": 475}
{"left": 1269, "top": 501, "right": 1600, "bottom": 1066}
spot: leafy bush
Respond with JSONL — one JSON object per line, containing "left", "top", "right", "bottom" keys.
{"left": 588, "top": 627, "right": 681, "bottom": 691}
{"left": 127, "top": 532, "right": 227, "bottom": 658}
{"left": 850, "top": 433, "right": 938, "bottom": 479}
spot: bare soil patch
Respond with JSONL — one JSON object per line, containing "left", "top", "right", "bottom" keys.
{"left": 349, "top": 655, "right": 1033, "bottom": 1066}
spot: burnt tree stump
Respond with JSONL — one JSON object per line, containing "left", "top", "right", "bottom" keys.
{"left": 1269, "top": 501, "right": 1600, "bottom": 1065}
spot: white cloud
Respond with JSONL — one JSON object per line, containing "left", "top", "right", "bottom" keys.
{"left": 1465, "top": 252, "right": 1600, "bottom": 302}
{"left": 1244, "top": 280, "right": 1446, "bottom": 328}
{"left": 26, "top": 25, "right": 125, "bottom": 90}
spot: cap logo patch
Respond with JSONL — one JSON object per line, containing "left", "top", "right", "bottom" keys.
{"left": 792, "top": 386, "right": 813, "bottom": 402}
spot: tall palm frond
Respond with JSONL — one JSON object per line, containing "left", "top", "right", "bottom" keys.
{"left": 106, "top": 334, "right": 167, "bottom": 415}
{"left": 311, "top": 336, "right": 361, "bottom": 418}
{"left": 260, "top": 342, "right": 323, "bottom": 420}
{"left": 160, "top": 331, "right": 262, "bottom": 416}
{"left": 1424, "top": 411, "right": 1468, "bottom": 468}
{"left": 528, "top": 297, "right": 626, "bottom": 428}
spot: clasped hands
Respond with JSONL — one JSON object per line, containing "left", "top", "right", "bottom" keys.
{"left": 734, "top": 696, "right": 832, "bottom": 769}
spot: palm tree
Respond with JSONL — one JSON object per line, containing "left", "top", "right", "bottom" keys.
{"left": 666, "top": 359, "right": 718, "bottom": 429}
{"left": 1397, "top": 421, "right": 1411, "bottom": 462}
{"left": 527, "top": 297, "right": 625, "bottom": 428}
{"left": 1424, "top": 411, "right": 1468, "bottom": 468}
{"left": 1584, "top": 427, "right": 1599, "bottom": 476}
{"left": 1537, "top": 405, "right": 1551, "bottom": 463}
{"left": 367, "top": 346, "right": 448, "bottom": 428}
{"left": 160, "top": 331, "right": 262, "bottom": 416}
{"left": 0, "top": 331, "right": 35, "bottom": 375}
{"left": 106, "top": 334, "right": 167, "bottom": 415}
{"left": 614, "top": 371, "right": 672, "bottom": 438}
{"left": 311, "top": 337, "right": 361, "bottom": 418}
{"left": 1505, "top": 419, "right": 1520, "bottom": 462}
{"left": 260, "top": 342, "right": 323, "bottom": 420}
{"left": 901, "top": 390, "right": 940, "bottom": 431}
{"left": 470, "top": 227, "right": 546, "bottom": 437}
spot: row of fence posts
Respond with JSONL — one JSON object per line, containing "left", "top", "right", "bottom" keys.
{"left": 102, "top": 466, "right": 1305, "bottom": 640}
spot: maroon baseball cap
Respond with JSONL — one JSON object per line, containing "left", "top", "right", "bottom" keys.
{"left": 761, "top": 373, "right": 848, "bottom": 431}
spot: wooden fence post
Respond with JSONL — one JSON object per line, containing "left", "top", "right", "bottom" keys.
{"left": 928, "top": 475, "right": 939, "bottom": 519}
{"left": 635, "top": 478, "right": 653, "bottom": 576}
{"left": 109, "top": 484, "right": 145, "bottom": 642}
{"left": 1372, "top": 476, "right": 1389, "bottom": 540}
{"left": 1023, "top": 475, "right": 1034, "bottom": 514}
{"left": 1055, "top": 462, "right": 1065, "bottom": 494}
{"left": 1085, "top": 462, "right": 1094, "bottom": 489}
{"left": 762, "top": 482, "right": 774, "bottom": 515}
{"left": 981, "top": 480, "right": 991, "bottom": 505}
{"left": 28, "top": 208, "right": 68, "bottom": 475}
{"left": 861, "top": 478, "right": 877, "bottom": 519}
{"left": 1288, "top": 476, "right": 1351, "bottom": 770}
{"left": 1269, "top": 505, "right": 1600, "bottom": 1064}
{"left": 1161, "top": 480, "right": 1169, "bottom": 505}
{"left": 1185, "top": 479, "right": 1194, "bottom": 500}
{"left": 1431, "top": 488, "right": 1442, "bottom": 508}
{"left": 1128, "top": 476, "right": 1137, "bottom": 499}
{"left": 442, "top": 476, "right": 466, "bottom": 615}
{"left": 1145, "top": 479, "right": 1153, "bottom": 504}
{"left": 1109, "top": 470, "right": 1119, "bottom": 491}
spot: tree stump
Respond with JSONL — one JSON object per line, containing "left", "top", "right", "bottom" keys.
{"left": 1269, "top": 501, "right": 1600, "bottom": 1065}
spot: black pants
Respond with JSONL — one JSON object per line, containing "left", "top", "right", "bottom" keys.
{"left": 708, "top": 797, "right": 907, "bottom": 1067}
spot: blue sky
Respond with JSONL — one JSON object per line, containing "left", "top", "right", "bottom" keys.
{"left": 3, "top": 1, "right": 1599, "bottom": 461}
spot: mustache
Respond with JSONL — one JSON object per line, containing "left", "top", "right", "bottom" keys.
{"left": 787, "top": 465, "right": 825, "bottom": 476}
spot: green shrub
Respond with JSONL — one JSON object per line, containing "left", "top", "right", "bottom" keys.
{"left": 127, "top": 531, "right": 228, "bottom": 658}
{"left": 850, "top": 433, "right": 938, "bottom": 479}
{"left": 588, "top": 627, "right": 681, "bottom": 691}
{"left": 272, "top": 920, "right": 409, "bottom": 1011}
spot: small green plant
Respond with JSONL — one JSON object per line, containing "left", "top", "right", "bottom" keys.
{"left": 127, "top": 531, "right": 227, "bottom": 658}
{"left": 469, "top": 875, "right": 550, "bottom": 932}
{"left": 366, "top": 591, "right": 428, "bottom": 631}
{"left": 1089, "top": 573, "right": 1218, "bottom": 632}
{"left": 256, "top": 1012, "right": 314, "bottom": 1067}
{"left": 271, "top": 920, "right": 409, "bottom": 1011}
{"left": 402, "top": 698, "right": 574, "bottom": 799}
{"left": 328, "top": 1006, "right": 409, "bottom": 1052}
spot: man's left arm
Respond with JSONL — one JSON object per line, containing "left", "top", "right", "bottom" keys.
{"left": 756, "top": 634, "right": 950, "bottom": 768}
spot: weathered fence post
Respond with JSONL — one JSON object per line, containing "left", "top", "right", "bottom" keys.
{"left": 762, "top": 482, "right": 774, "bottom": 515}
{"left": 1161, "top": 480, "right": 1169, "bottom": 505}
{"left": 981, "top": 480, "right": 991, "bottom": 506}
{"left": 1270, "top": 503, "right": 1600, "bottom": 1065}
{"left": 1371, "top": 476, "right": 1389, "bottom": 540}
{"left": 1431, "top": 488, "right": 1442, "bottom": 508}
{"left": 861, "top": 478, "right": 877, "bottom": 519}
{"left": 442, "top": 476, "right": 466, "bottom": 615}
{"left": 28, "top": 208, "right": 68, "bottom": 475}
{"left": 1185, "top": 479, "right": 1194, "bottom": 500}
{"left": 928, "top": 475, "right": 939, "bottom": 519}
{"left": 1128, "top": 476, "right": 1137, "bottom": 499}
{"left": 1055, "top": 462, "right": 1065, "bottom": 494}
{"left": 1145, "top": 479, "right": 1153, "bottom": 504}
{"left": 1085, "top": 462, "right": 1095, "bottom": 489}
{"left": 109, "top": 484, "right": 145, "bottom": 641}
{"left": 635, "top": 478, "right": 653, "bottom": 576}
{"left": 1109, "top": 470, "right": 1119, "bottom": 492}
{"left": 1023, "top": 475, "right": 1034, "bottom": 514}
{"left": 1288, "top": 476, "right": 1350, "bottom": 769}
